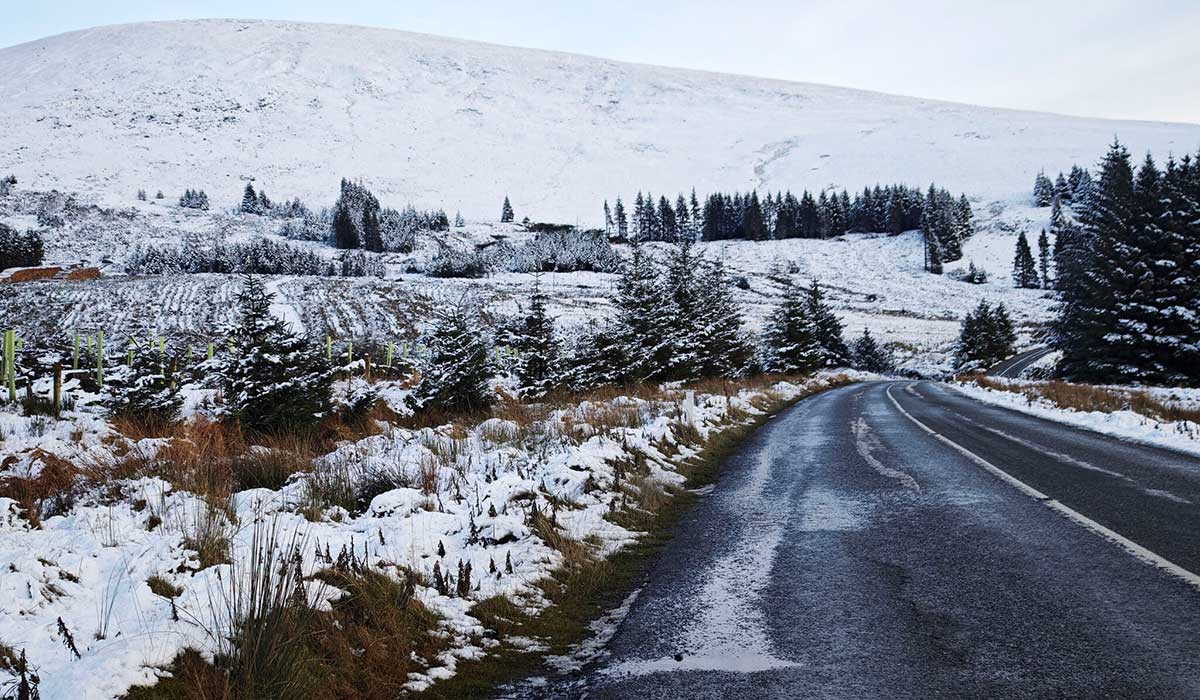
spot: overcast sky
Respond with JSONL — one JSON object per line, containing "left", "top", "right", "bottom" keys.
{"left": 3, "top": 0, "right": 1197, "bottom": 124}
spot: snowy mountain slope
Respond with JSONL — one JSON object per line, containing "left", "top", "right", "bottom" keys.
{"left": 1, "top": 19, "right": 1198, "bottom": 222}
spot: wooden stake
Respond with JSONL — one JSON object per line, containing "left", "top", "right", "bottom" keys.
{"left": 52, "top": 362, "right": 62, "bottom": 419}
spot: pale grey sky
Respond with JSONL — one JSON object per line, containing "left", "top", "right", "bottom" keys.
{"left": 2, "top": 0, "right": 1197, "bottom": 124}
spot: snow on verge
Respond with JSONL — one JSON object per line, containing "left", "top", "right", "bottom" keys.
{"left": 0, "top": 372, "right": 853, "bottom": 699}
{"left": 949, "top": 380, "right": 1200, "bottom": 458}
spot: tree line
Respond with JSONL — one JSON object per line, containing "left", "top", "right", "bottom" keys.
{"left": 603, "top": 183, "right": 974, "bottom": 268}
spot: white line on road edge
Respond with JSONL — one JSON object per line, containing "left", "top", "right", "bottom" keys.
{"left": 884, "top": 383, "right": 1200, "bottom": 593}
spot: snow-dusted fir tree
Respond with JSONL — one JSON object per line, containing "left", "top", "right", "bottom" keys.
{"left": 361, "top": 207, "right": 384, "bottom": 253}
{"left": 1054, "top": 140, "right": 1138, "bottom": 382}
{"left": 501, "top": 196, "right": 515, "bottom": 223}
{"left": 1012, "top": 231, "right": 1040, "bottom": 288}
{"left": 1037, "top": 229, "right": 1052, "bottom": 289}
{"left": 614, "top": 197, "right": 628, "bottom": 240}
{"left": 614, "top": 245, "right": 675, "bottom": 381}
{"left": 1157, "top": 154, "right": 1200, "bottom": 384}
{"left": 103, "top": 342, "right": 182, "bottom": 424}
{"left": 762, "top": 277, "right": 821, "bottom": 374}
{"left": 1032, "top": 170, "right": 1055, "bottom": 207}
{"left": 956, "top": 301, "right": 1016, "bottom": 369}
{"left": 851, "top": 329, "right": 894, "bottom": 373}
{"left": 240, "top": 183, "right": 260, "bottom": 214}
{"left": 806, "top": 281, "right": 850, "bottom": 367}
{"left": 566, "top": 324, "right": 626, "bottom": 391}
{"left": 217, "top": 276, "right": 333, "bottom": 433}
{"left": 692, "top": 259, "right": 751, "bottom": 377}
{"left": 513, "top": 277, "right": 563, "bottom": 398}
{"left": 409, "top": 302, "right": 494, "bottom": 413}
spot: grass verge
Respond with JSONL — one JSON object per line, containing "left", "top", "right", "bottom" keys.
{"left": 414, "top": 374, "right": 854, "bottom": 698}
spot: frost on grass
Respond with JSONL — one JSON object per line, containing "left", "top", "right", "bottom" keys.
{"left": 0, "top": 371, "right": 847, "bottom": 699}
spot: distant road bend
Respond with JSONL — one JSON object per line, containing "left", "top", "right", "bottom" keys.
{"left": 989, "top": 345, "right": 1055, "bottom": 379}
{"left": 507, "top": 380, "right": 1200, "bottom": 699}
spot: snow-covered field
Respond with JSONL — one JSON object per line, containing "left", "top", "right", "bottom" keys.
{"left": 1, "top": 187, "right": 1060, "bottom": 377}
{"left": 2, "top": 19, "right": 1198, "bottom": 223}
{"left": 0, "top": 369, "right": 856, "bottom": 699}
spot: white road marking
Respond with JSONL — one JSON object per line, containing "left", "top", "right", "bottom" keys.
{"left": 885, "top": 383, "right": 1200, "bottom": 592}
{"left": 850, "top": 416, "right": 921, "bottom": 491}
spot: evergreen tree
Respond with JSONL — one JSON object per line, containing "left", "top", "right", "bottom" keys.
{"left": 762, "top": 277, "right": 821, "bottom": 374}
{"left": 614, "top": 246, "right": 675, "bottom": 380}
{"left": 410, "top": 303, "right": 494, "bottom": 413}
{"left": 361, "top": 207, "right": 384, "bottom": 253}
{"left": 956, "top": 301, "right": 1016, "bottom": 369}
{"left": 1054, "top": 140, "right": 1142, "bottom": 382}
{"left": 0, "top": 225, "right": 44, "bottom": 270}
{"left": 1012, "top": 231, "right": 1040, "bottom": 288}
{"left": 1033, "top": 170, "right": 1055, "bottom": 206}
{"left": 603, "top": 200, "right": 613, "bottom": 235}
{"left": 566, "top": 324, "right": 626, "bottom": 392}
{"left": 851, "top": 329, "right": 894, "bottom": 373}
{"left": 103, "top": 342, "right": 182, "bottom": 424}
{"left": 217, "top": 277, "right": 333, "bottom": 433}
{"left": 614, "top": 197, "right": 628, "bottom": 240}
{"left": 501, "top": 196, "right": 515, "bottom": 223}
{"left": 806, "top": 281, "right": 850, "bottom": 367}
{"left": 744, "top": 191, "right": 768, "bottom": 241}
{"left": 332, "top": 203, "right": 359, "bottom": 249}
{"left": 513, "top": 278, "right": 563, "bottom": 398}
{"left": 240, "top": 183, "right": 259, "bottom": 213}
{"left": 692, "top": 259, "right": 751, "bottom": 378}
{"left": 1037, "top": 229, "right": 1052, "bottom": 289}
{"left": 1054, "top": 172, "right": 1071, "bottom": 203}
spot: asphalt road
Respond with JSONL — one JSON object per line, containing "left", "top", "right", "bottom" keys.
{"left": 504, "top": 381, "right": 1200, "bottom": 699}
{"left": 989, "top": 346, "right": 1055, "bottom": 379}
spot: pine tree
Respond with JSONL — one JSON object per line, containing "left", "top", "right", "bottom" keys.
{"left": 566, "top": 324, "right": 626, "bottom": 391}
{"left": 614, "top": 246, "right": 675, "bottom": 381}
{"left": 1033, "top": 170, "right": 1055, "bottom": 206}
{"left": 1037, "top": 229, "right": 1052, "bottom": 289}
{"left": 241, "top": 183, "right": 259, "bottom": 214}
{"left": 603, "top": 200, "right": 613, "bottom": 236}
{"left": 103, "top": 342, "right": 181, "bottom": 424}
{"left": 332, "top": 203, "right": 359, "bottom": 249}
{"left": 1054, "top": 140, "right": 1141, "bottom": 382}
{"left": 614, "top": 197, "right": 628, "bottom": 240}
{"left": 410, "top": 303, "right": 494, "bottom": 413}
{"left": 454, "top": 211, "right": 465, "bottom": 228}
{"left": 1012, "top": 231, "right": 1040, "bottom": 288}
{"left": 851, "top": 329, "right": 894, "bottom": 373}
{"left": 513, "top": 278, "right": 563, "bottom": 398}
{"left": 217, "top": 277, "right": 333, "bottom": 433}
{"left": 501, "top": 196, "right": 515, "bottom": 223}
{"left": 361, "top": 207, "right": 384, "bottom": 253}
{"left": 762, "top": 277, "right": 821, "bottom": 374}
{"left": 956, "top": 301, "right": 1016, "bottom": 369}
{"left": 806, "top": 281, "right": 850, "bottom": 367}
{"left": 744, "top": 191, "right": 768, "bottom": 241}
{"left": 1157, "top": 154, "right": 1200, "bottom": 384}
{"left": 692, "top": 259, "right": 750, "bottom": 378}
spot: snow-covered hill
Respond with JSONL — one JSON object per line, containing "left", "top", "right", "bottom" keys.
{"left": 1, "top": 19, "right": 1198, "bottom": 222}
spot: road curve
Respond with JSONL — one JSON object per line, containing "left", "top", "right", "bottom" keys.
{"left": 989, "top": 346, "right": 1055, "bottom": 378}
{"left": 502, "top": 380, "right": 1200, "bottom": 700}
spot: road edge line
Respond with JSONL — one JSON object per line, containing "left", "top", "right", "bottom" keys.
{"left": 884, "top": 383, "right": 1200, "bottom": 592}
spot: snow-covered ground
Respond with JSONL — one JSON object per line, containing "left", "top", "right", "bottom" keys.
{"left": 1, "top": 19, "right": 1198, "bottom": 223}
{"left": 951, "top": 380, "right": 1200, "bottom": 458}
{"left": 1, "top": 188, "right": 1060, "bottom": 377}
{"left": 0, "top": 371, "right": 856, "bottom": 699}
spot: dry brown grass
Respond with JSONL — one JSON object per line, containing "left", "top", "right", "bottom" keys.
{"left": 962, "top": 376, "right": 1200, "bottom": 424}
{"left": 0, "top": 449, "right": 79, "bottom": 526}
